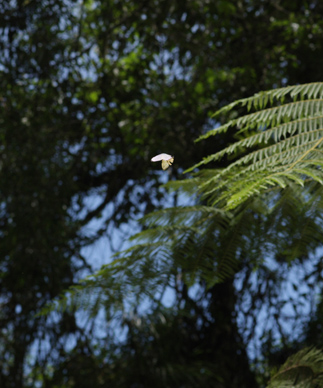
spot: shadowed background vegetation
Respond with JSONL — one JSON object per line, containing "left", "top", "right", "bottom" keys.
{"left": 1, "top": 0, "right": 323, "bottom": 387}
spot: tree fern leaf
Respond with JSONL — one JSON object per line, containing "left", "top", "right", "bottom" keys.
{"left": 213, "top": 83, "right": 323, "bottom": 121}
{"left": 195, "top": 121, "right": 323, "bottom": 202}
{"left": 201, "top": 101, "right": 323, "bottom": 146}
{"left": 311, "top": 82, "right": 323, "bottom": 99}
{"left": 164, "top": 177, "right": 202, "bottom": 195}
{"left": 267, "top": 175, "right": 289, "bottom": 188}
{"left": 266, "top": 347, "right": 323, "bottom": 388}
{"left": 278, "top": 172, "right": 305, "bottom": 186}
{"left": 41, "top": 83, "right": 323, "bottom": 322}
{"left": 247, "top": 96, "right": 253, "bottom": 111}
{"left": 303, "top": 83, "right": 314, "bottom": 99}
{"left": 199, "top": 139, "right": 318, "bottom": 190}
{"left": 211, "top": 99, "right": 242, "bottom": 118}
{"left": 254, "top": 117, "right": 323, "bottom": 149}
{"left": 192, "top": 120, "right": 298, "bottom": 172}
{"left": 292, "top": 84, "right": 306, "bottom": 100}
{"left": 293, "top": 168, "right": 323, "bottom": 184}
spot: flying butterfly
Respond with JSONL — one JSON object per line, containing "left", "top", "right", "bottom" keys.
{"left": 151, "top": 153, "right": 174, "bottom": 170}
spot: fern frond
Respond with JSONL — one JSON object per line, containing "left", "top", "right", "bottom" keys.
{"left": 194, "top": 99, "right": 323, "bottom": 146}
{"left": 266, "top": 347, "right": 323, "bottom": 388}
{"left": 40, "top": 83, "right": 323, "bottom": 324}
{"left": 213, "top": 82, "right": 323, "bottom": 118}
{"left": 140, "top": 205, "right": 229, "bottom": 228}
{"left": 200, "top": 142, "right": 323, "bottom": 209}
{"left": 163, "top": 177, "right": 204, "bottom": 195}
{"left": 187, "top": 83, "right": 323, "bottom": 209}
{"left": 198, "top": 116, "right": 323, "bottom": 167}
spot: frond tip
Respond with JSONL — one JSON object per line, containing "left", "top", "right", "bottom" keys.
{"left": 266, "top": 347, "right": 323, "bottom": 388}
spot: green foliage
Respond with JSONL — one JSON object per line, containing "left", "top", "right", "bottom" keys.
{"left": 3, "top": 0, "right": 323, "bottom": 386}
{"left": 188, "top": 83, "right": 323, "bottom": 210}
{"left": 44, "top": 82, "right": 323, "bottom": 325}
{"left": 266, "top": 347, "right": 323, "bottom": 388}
{"left": 48, "top": 81, "right": 323, "bottom": 385}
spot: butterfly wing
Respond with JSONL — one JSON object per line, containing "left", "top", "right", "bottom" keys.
{"left": 161, "top": 159, "right": 169, "bottom": 170}
{"left": 151, "top": 153, "right": 173, "bottom": 162}
{"left": 168, "top": 157, "right": 174, "bottom": 166}
{"left": 161, "top": 157, "right": 174, "bottom": 170}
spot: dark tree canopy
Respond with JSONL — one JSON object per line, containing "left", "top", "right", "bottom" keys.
{"left": 1, "top": 0, "right": 323, "bottom": 387}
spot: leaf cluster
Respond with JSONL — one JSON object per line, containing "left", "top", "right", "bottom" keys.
{"left": 187, "top": 83, "right": 323, "bottom": 210}
{"left": 267, "top": 347, "right": 323, "bottom": 388}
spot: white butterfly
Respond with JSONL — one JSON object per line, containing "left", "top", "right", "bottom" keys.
{"left": 151, "top": 153, "right": 174, "bottom": 170}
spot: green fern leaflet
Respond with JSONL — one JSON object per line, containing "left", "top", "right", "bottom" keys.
{"left": 187, "top": 82, "right": 323, "bottom": 210}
